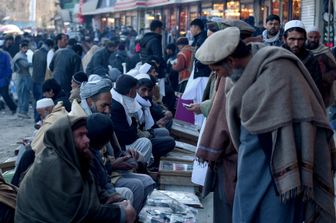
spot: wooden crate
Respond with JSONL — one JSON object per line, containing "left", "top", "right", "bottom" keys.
{"left": 158, "top": 160, "right": 197, "bottom": 190}
{"left": 171, "top": 119, "right": 199, "bottom": 145}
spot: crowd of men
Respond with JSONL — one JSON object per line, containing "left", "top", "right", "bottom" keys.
{"left": 0, "top": 13, "right": 336, "bottom": 222}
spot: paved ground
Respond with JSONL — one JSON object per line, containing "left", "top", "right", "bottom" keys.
{"left": 0, "top": 107, "right": 34, "bottom": 163}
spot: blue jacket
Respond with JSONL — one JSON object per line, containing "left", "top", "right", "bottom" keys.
{"left": 0, "top": 50, "right": 12, "bottom": 88}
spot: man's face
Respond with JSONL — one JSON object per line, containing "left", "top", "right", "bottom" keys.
{"left": 190, "top": 25, "right": 200, "bottom": 37}
{"left": 59, "top": 34, "right": 68, "bottom": 48}
{"left": 165, "top": 48, "right": 173, "bottom": 56}
{"left": 137, "top": 85, "right": 153, "bottom": 100}
{"left": 209, "top": 64, "right": 230, "bottom": 78}
{"left": 71, "top": 80, "right": 80, "bottom": 89}
{"left": 21, "top": 46, "right": 28, "bottom": 54}
{"left": 89, "top": 92, "right": 112, "bottom": 115}
{"left": 5, "top": 39, "right": 13, "bottom": 47}
{"left": 107, "top": 45, "right": 117, "bottom": 53}
{"left": 73, "top": 126, "right": 91, "bottom": 161}
{"left": 43, "top": 90, "right": 54, "bottom": 98}
{"left": 307, "top": 31, "right": 320, "bottom": 49}
{"left": 37, "top": 106, "right": 53, "bottom": 120}
{"left": 128, "top": 86, "right": 138, "bottom": 98}
{"left": 209, "top": 58, "right": 245, "bottom": 82}
{"left": 284, "top": 30, "right": 306, "bottom": 55}
{"left": 265, "top": 19, "right": 280, "bottom": 36}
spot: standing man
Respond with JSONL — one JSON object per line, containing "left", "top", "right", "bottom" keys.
{"left": 0, "top": 49, "right": 17, "bottom": 114}
{"left": 32, "top": 39, "right": 54, "bottom": 123}
{"left": 140, "top": 20, "right": 164, "bottom": 63}
{"left": 197, "top": 27, "right": 336, "bottom": 222}
{"left": 182, "top": 18, "right": 211, "bottom": 127}
{"left": 282, "top": 20, "right": 323, "bottom": 94}
{"left": 86, "top": 39, "right": 120, "bottom": 76}
{"left": 262, "top": 14, "right": 283, "bottom": 46}
{"left": 49, "top": 33, "right": 82, "bottom": 97}
{"left": 12, "top": 40, "right": 32, "bottom": 119}
{"left": 306, "top": 26, "right": 336, "bottom": 107}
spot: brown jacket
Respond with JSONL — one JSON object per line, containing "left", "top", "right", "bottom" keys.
{"left": 173, "top": 45, "right": 193, "bottom": 83}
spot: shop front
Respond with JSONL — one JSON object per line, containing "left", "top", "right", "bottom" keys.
{"left": 257, "top": 0, "right": 301, "bottom": 24}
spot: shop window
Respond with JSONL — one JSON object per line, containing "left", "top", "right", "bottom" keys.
{"left": 241, "top": 4, "right": 254, "bottom": 20}
{"left": 225, "top": 1, "right": 240, "bottom": 19}
{"left": 272, "top": 0, "right": 280, "bottom": 15}
{"left": 292, "top": 0, "right": 301, "bottom": 20}
{"left": 179, "top": 10, "right": 187, "bottom": 35}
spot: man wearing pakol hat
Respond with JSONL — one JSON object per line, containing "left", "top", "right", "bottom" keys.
{"left": 306, "top": 26, "right": 336, "bottom": 107}
{"left": 197, "top": 27, "right": 336, "bottom": 222}
{"left": 282, "top": 20, "right": 323, "bottom": 94}
{"left": 192, "top": 27, "right": 237, "bottom": 223}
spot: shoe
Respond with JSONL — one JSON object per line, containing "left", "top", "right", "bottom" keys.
{"left": 17, "top": 113, "right": 31, "bottom": 119}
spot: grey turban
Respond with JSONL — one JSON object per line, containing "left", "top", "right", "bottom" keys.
{"left": 80, "top": 78, "right": 113, "bottom": 99}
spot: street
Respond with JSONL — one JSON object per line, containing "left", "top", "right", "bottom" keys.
{"left": 0, "top": 108, "right": 34, "bottom": 163}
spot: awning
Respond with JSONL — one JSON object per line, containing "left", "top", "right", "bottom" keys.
{"left": 83, "top": 7, "right": 114, "bottom": 16}
{"left": 114, "top": 0, "right": 146, "bottom": 12}
{"left": 82, "top": 0, "right": 99, "bottom": 15}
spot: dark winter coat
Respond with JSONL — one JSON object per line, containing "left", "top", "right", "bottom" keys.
{"left": 110, "top": 99, "right": 138, "bottom": 146}
{"left": 49, "top": 47, "right": 82, "bottom": 97}
{"left": 192, "top": 31, "right": 211, "bottom": 78}
{"left": 140, "top": 32, "right": 162, "bottom": 63}
{"left": 32, "top": 46, "right": 48, "bottom": 83}
{"left": 86, "top": 47, "right": 112, "bottom": 75}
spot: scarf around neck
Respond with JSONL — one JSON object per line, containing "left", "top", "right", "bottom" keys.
{"left": 262, "top": 29, "right": 280, "bottom": 43}
{"left": 135, "top": 94, "right": 155, "bottom": 130}
{"left": 111, "top": 88, "right": 142, "bottom": 126}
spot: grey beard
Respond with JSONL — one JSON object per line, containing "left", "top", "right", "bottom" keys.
{"left": 229, "top": 68, "right": 245, "bottom": 82}
{"left": 90, "top": 104, "right": 111, "bottom": 118}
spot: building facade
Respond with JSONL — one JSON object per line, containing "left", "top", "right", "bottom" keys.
{"left": 75, "top": 0, "right": 335, "bottom": 44}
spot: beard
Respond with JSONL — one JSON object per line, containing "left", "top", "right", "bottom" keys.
{"left": 268, "top": 28, "right": 278, "bottom": 36}
{"left": 78, "top": 146, "right": 93, "bottom": 175}
{"left": 222, "top": 63, "right": 245, "bottom": 82}
{"left": 307, "top": 41, "right": 319, "bottom": 50}
{"left": 229, "top": 68, "right": 245, "bottom": 82}
{"left": 90, "top": 103, "right": 111, "bottom": 118}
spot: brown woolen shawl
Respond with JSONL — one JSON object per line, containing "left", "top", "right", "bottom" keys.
{"left": 227, "top": 46, "right": 336, "bottom": 221}
{"left": 196, "top": 76, "right": 237, "bottom": 204}
{"left": 0, "top": 173, "right": 17, "bottom": 209}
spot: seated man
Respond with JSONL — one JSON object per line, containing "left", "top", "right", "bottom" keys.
{"left": 135, "top": 74, "right": 175, "bottom": 168}
{"left": 69, "top": 71, "right": 88, "bottom": 103}
{"left": 15, "top": 114, "right": 136, "bottom": 222}
{"left": 110, "top": 75, "right": 152, "bottom": 164}
{"left": 42, "top": 78, "right": 71, "bottom": 112}
{"left": 11, "top": 98, "right": 68, "bottom": 187}
{"left": 87, "top": 113, "right": 133, "bottom": 205}
{"left": 79, "top": 78, "right": 155, "bottom": 213}
{"left": 0, "top": 172, "right": 17, "bottom": 223}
